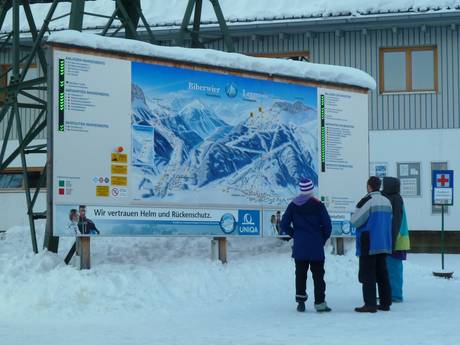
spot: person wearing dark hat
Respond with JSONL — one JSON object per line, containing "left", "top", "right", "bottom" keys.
{"left": 382, "top": 177, "right": 411, "bottom": 303}
{"left": 281, "top": 178, "right": 332, "bottom": 313}
{"left": 351, "top": 176, "right": 393, "bottom": 313}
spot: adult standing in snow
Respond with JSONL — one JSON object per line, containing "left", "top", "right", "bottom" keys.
{"left": 382, "top": 177, "right": 411, "bottom": 303}
{"left": 281, "top": 178, "right": 332, "bottom": 313}
{"left": 351, "top": 176, "right": 393, "bottom": 313}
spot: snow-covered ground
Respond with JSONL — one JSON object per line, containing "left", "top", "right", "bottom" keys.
{"left": 1, "top": 226, "right": 459, "bottom": 345}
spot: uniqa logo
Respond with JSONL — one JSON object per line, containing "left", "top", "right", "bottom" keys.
{"left": 242, "top": 213, "right": 254, "bottom": 225}
{"left": 225, "top": 83, "right": 238, "bottom": 98}
{"left": 240, "top": 213, "right": 258, "bottom": 233}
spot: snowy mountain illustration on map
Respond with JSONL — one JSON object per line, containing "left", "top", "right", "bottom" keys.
{"left": 130, "top": 63, "right": 318, "bottom": 206}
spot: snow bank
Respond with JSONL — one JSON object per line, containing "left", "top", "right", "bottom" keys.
{"left": 47, "top": 30, "right": 376, "bottom": 90}
{"left": 1, "top": 0, "right": 459, "bottom": 34}
{"left": 0, "top": 225, "right": 294, "bottom": 317}
{"left": 2, "top": 225, "right": 460, "bottom": 345}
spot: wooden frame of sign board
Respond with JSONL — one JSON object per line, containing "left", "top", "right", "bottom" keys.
{"left": 47, "top": 43, "right": 370, "bottom": 269}
{"left": 48, "top": 44, "right": 369, "bottom": 94}
{"left": 249, "top": 51, "right": 310, "bottom": 62}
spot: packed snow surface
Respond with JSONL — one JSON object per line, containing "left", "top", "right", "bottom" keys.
{"left": 2, "top": 0, "right": 460, "bottom": 34}
{"left": 47, "top": 31, "right": 376, "bottom": 90}
{"left": 1, "top": 226, "right": 459, "bottom": 345}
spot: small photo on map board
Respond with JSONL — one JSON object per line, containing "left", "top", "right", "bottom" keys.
{"left": 262, "top": 209, "right": 289, "bottom": 237}
{"left": 397, "top": 162, "right": 421, "bottom": 197}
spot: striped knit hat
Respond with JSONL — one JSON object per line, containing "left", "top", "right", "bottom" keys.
{"left": 299, "top": 178, "right": 314, "bottom": 195}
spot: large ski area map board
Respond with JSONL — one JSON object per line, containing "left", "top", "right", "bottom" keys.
{"left": 50, "top": 47, "right": 369, "bottom": 237}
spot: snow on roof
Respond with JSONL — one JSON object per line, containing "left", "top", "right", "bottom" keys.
{"left": 2, "top": 0, "right": 460, "bottom": 33}
{"left": 48, "top": 30, "right": 376, "bottom": 90}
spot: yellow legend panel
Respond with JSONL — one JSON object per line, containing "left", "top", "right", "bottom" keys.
{"left": 111, "top": 164, "right": 128, "bottom": 175}
{"left": 111, "top": 153, "right": 128, "bottom": 163}
{"left": 96, "top": 185, "right": 110, "bottom": 197}
{"left": 111, "top": 176, "right": 128, "bottom": 186}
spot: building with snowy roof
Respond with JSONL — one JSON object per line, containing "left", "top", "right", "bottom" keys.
{"left": 1, "top": 0, "right": 460, "bottom": 252}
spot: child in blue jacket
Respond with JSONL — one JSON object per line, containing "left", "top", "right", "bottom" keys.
{"left": 281, "top": 178, "right": 332, "bottom": 313}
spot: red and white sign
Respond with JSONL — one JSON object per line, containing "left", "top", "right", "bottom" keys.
{"left": 436, "top": 174, "right": 450, "bottom": 188}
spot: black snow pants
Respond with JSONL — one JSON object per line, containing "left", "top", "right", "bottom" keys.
{"left": 359, "top": 253, "right": 392, "bottom": 308}
{"left": 295, "top": 260, "right": 326, "bottom": 305}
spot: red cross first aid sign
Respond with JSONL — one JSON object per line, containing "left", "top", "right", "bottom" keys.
{"left": 436, "top": 174, "right": 450, "bottom": 187}
{"left": 432, "top": 170, "right": 454, "bottom": 206}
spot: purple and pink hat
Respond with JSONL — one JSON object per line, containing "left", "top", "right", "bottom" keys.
{"left": 299, "top": 178, "right": 314, "bottom": 195}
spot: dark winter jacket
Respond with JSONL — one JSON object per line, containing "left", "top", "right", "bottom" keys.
{"left": 382, "top": 177, "right": 404, "bottom": 252}
{"left": 281, "top": 196, "right": 332, "bottom": 261}
{"left": 78, "top": 217, "right": 99, "bottom": 235}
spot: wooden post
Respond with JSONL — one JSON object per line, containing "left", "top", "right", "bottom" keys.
{"left": 214, "top": 237, "right": 227, "bottom": 264}
{"left": 336, "top": 237, "right": 345, "bottom": 256}
{"left": 76, "top": 236, "right": 81, "bottom": 256}
{"left": 211, "top": 239, "right": 218, "bottom": 261}
{"left": 79, "top": 236, "right": 91, "bottom": 270}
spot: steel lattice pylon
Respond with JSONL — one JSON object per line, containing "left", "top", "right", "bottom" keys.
{"left": 0, "top": 0, "right": 234, "bottom": 254}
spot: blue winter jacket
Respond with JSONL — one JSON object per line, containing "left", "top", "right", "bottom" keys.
{"left": 281, "top": 196, "right": 332, "bottom": 261}
{"left": 351, "top": 191, "right": 393, "bottom": 256}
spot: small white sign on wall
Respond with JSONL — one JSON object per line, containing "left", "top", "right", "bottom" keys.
{"left": 370, "top": 162, "right": 388, "bottom": 178}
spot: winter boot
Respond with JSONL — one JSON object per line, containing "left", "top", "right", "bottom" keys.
{"left": 354, "top": 305, "right": 377, "bottom": 313}
{"left": 296, "top": 301, "right": 306, "bottom": 312}
{"left": 314, "top": 302, "right": 332, "bottom": 313}
{"left": 377, "top": 305, "right": 390, "bottom": 311}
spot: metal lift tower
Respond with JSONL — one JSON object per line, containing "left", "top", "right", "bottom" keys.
{"left": 0, "top": 0, "right": 234, "bottom": 254}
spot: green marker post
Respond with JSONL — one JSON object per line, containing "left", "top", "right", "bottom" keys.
{"left": 441, "top": 204, "right": 445, "bottom": 271}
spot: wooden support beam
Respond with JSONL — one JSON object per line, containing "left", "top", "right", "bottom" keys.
{"left": 335, "top": 238, "right": 345, "bottom": 256}
{"left": 214, "top": 237, "right": 227, "bottom": 264}
{"left": 79, "top": 236, "right": 91, "bottom": 269}
{"left": 76, "top": 236, "right": 81, "bottom": 256}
